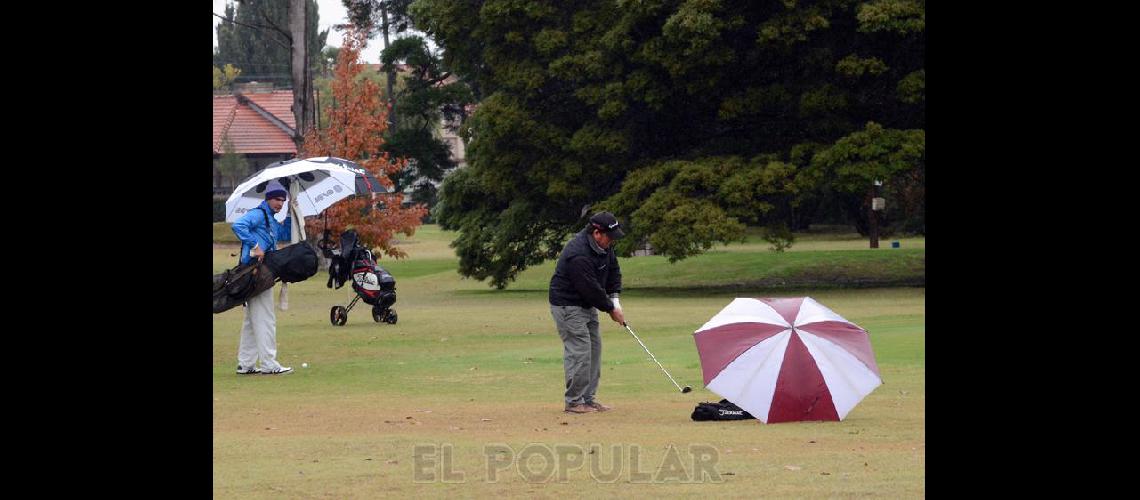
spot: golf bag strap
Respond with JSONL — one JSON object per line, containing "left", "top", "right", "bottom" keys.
{"left": 258, "top": 207, "right": 271, "bottom": 232}
{"left": 257, "top": 206, "right": 278, "bottom": 251}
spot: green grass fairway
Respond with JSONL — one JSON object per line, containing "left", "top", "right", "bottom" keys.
{"left": 213, "top": 225, "right": 925, "bottom": 497}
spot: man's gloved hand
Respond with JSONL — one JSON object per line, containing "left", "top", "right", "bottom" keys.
{"left": 608, "top": 295, "right": 624, "bottom": 324}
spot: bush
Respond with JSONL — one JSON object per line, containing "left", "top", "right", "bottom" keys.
{"left": 763, "top": 223, "right": 795, "bottom": 252}
{"left": 213, "top": 199, "right": 226, "bottom": 222}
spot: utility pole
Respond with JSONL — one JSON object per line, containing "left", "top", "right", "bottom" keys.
{"left": 381, "top": 4, "right": 397, "bottom": 131}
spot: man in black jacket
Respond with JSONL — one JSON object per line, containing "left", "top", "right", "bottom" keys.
{"left": 549, "top": 212, "right": 626, "bottom": 414}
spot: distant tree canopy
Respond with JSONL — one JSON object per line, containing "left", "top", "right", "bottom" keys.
{"left": 338, "top": 1, "right": 475, "bottom": 211}
{"left": 342, "top": 0, "right": 416, "bottom": 38}
{"left": 414, "top": 0, "right": 925, "bottom": 288}
{"left": 214, "top": 0, "right": 329, "bottom": 87}
{"left": 213, "top": 64, "right": 243, "bottom": 90}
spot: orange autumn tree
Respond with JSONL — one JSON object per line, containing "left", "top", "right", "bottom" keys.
{"left": 301, "top": 28, "right": 427, "bottom": 259}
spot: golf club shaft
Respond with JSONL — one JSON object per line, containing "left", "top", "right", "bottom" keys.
{"left": 622, "top": 323, "right": 684, "bottom": 392}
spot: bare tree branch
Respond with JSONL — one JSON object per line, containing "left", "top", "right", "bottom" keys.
{"left": 212, "top": 11, "right": 291, "bottom": 51}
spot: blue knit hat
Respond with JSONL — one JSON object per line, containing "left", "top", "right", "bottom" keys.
{"left": 264, "top": 180, "right": 287, "bottom": 200}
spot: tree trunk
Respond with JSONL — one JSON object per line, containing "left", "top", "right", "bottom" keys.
{"left": 868, "top": 186, "right": 879, "bottom": 249}
{"left": 289, "top": 0, "right": 311, "bottom": 150}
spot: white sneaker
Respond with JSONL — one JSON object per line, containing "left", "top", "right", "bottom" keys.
{"left": 262, "top": 366, "right": 293, "bottom": 375}
{"left": 236, "top": 365, "right": 260, "bottom": 375}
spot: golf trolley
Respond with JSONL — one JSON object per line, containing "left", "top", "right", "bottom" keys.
{"left": 320, "top": 229, "right": 398, "bottom": 326}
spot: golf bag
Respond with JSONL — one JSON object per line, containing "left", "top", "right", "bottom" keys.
{"left": 323, "top": 230, "right": 398, "bottom": 326}
{"left": 263, "top": 241, "right": 319, "bottom": 283}
{"left": 690, "top": 399, "right": 755, "bottom": 421}
{"left": 212, "top": 261, "right": 277, "bottom": 314}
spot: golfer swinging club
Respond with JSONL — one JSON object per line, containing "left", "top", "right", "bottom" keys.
{"left": 549, "top": 211, "right": 626, "bottom": 414}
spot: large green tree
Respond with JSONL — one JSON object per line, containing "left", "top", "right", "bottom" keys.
{"left": 379, "top": 35, "right": 475, "bottom": 208}
{"left": 415, "top": 0, "right": 925, "bottom": 288}
{"left": 214, "top": 0, "right": 329, "bottom": 87}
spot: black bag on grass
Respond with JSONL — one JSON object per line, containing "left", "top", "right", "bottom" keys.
{"left": 691, "top": 399, "right": 755, "bottom": 421}
{"left": 263, "top": 242, "right": 318, "bottom": 283}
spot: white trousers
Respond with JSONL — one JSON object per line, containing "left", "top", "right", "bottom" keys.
{"left": 237, "top": 286, "right": 283, "bottom": 371}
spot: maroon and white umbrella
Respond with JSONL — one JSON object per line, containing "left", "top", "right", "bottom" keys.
{"left": 693, "top": 297, "right": 882, "bottom": 423}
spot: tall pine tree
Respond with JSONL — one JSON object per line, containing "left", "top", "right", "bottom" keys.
{"left": 215, "top": 0, "right": 329, "bottom": 88}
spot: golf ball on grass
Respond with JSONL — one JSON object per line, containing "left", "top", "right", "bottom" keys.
{"left": 302, "top": 363, "right": 308, "bottom": 368}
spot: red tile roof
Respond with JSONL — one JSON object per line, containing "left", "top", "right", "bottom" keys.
{"left": 213, "top": 91, "right": 297, "bottom": 155}
{"left": 361, "top": 63, "right": 412, "bottom": 74}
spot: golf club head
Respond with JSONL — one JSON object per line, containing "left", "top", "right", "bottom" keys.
{"left": 682, "top": 386, "right": 692, "bottom": 393}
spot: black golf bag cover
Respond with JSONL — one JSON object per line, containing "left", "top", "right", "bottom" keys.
{"left": 351, "top": 250, "right": 396, "bottom": 309}
{"left": 263, "top": 242, "right": 319, "bottom": 283}
{"left": 325, "top": 230, "right": 359, "bottom": 290}
{"left": 690, "top": 399, "right": 755, "bottom": 421}
{"left": 212, "top": 262, "right": 277, "bottom": 314}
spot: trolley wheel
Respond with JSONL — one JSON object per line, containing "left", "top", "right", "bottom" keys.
{"left": 371, "top": 306, "right": 385, "bottom": 323}
{"left": 385, "top": 311, "right": 398, "bottom": 324}
{"left": 330, "top": 306, "right": 348, "bottom": 326}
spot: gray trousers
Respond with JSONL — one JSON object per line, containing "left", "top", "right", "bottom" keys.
{"left": 551, "top": 305, "right": 601, "bottom": 405}
{"left": 237, "top": 286, "right": 284, "bottom": 372}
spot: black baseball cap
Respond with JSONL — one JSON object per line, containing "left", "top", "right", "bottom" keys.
{"left": 589, "top": 212, "right": 625, "bottom": 239}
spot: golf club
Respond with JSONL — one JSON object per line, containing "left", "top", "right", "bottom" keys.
{"left": 622, "top": 322, "right": 693, "bottom": 393}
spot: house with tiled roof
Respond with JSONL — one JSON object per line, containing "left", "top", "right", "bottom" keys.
{"left": 212, "top": 86, "right": 298, "bottom": 194}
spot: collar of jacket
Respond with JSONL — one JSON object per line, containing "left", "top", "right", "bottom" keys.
{"left": 585, "top": 229, "right": 607, "bottom": 255}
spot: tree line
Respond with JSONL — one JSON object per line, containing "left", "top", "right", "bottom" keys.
{"left": 412, "top": 0, "right": 925, "bottom": 288}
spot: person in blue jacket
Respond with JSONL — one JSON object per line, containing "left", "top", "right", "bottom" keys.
{"left": 231, "top": 180, "right": 295, "bottom": 375}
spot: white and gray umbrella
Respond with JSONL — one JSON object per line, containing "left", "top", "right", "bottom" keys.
{"left": 224, "top": 156, "right": 388, "bottom": 224}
